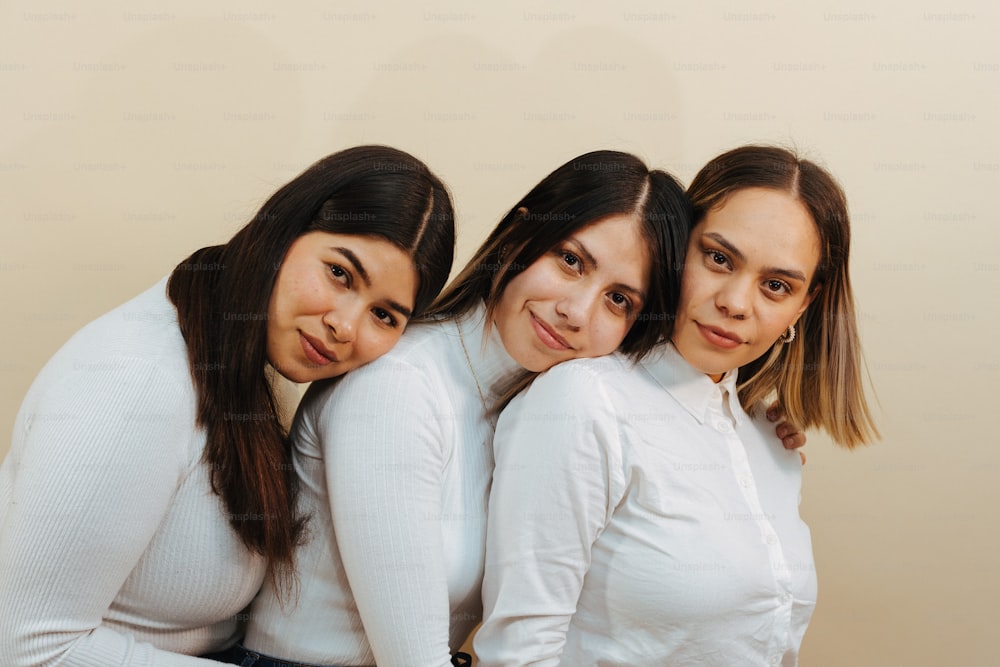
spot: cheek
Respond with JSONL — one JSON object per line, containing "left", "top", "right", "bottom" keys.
{"left": 511, "top": 261, "right": 560, "bottom": 303}
{"left": 358, "top": 327, "right": 404, "bottom": 363}
{"left": 677, "top": 284, "right": 705, "bottom": 321}
{"left": 495, "top": 266, "right": 545, "bottom": 326}
{"left": 765, "top": 305, "right": 802, "bottom": 335}
{"left": 590, "top": 315, "right": 632, "bottom": 355}
{"left": 678, "top": 259, "right": 705, "bottom": 311}
{"left": 750, "top": 302, "right": 799, "bottom": 347}
{"left": 494, "top": 273, "right": 527, "bottom": 319}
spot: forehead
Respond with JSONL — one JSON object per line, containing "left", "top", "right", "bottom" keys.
{"left": 300, "top": 230, "right": 417, "bottom": 284}
{"left": 700, "top": 188, "right": 821, "bottom": 274}
{"left": 573, "top": 213, "right": 646, "bottom": 250}
{"left": 574, "top": 213, "right": 651, "bottom": 268}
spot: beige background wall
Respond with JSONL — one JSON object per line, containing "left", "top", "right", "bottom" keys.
{"left": 1, "top": 1, "right": 996, "bottom": 664}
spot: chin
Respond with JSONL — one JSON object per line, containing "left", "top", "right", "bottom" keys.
{"left": 276, "top": 367, "right": 310, "bottom": 384}
{"left": 517, "top": 352, "right": 556, "bottom": 374}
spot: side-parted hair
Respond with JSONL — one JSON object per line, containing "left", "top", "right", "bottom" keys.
{"left": 687, "top": 145, "right": 877, "bottom": 448}
{"left": 167, "top": 145, "right": 455, "bottom": 592}
{"left": 427, "top": 150, "right": 690, "bottom": 355}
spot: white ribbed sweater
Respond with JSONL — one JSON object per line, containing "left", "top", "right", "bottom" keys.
{"left": 0, "top": 279, "right": 296, "bottom": 667}
{"left": 245, "top": 308, "right": 520, "bottom": 667}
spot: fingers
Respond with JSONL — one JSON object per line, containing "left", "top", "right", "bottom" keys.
{"left": 766, "top": 400, "right": 806, "bottom": 454}
{"left": 780, "top": 428, "right": 806, "bottom": 450}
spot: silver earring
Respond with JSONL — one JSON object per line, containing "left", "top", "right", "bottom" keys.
{"left": 779, "top": 324, "right": 796, "bottom": 344}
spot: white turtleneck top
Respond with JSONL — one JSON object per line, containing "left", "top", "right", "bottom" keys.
{"left": 245, "top": 306, "right": 520, "bottom": 667}
{"left": 0, "top": 278, "right": 298, "bottom": 667}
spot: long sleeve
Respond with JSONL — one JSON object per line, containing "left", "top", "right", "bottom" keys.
{"left": 244, "top": 312, "right": 508, "bottom": 666}
{"left": 475, "top": 361, "right": 626, "bottom": 667}
{"left": 0, "top": 358, "right": 217, "bottom": 667}
{"left": 313, "top": 359, "right": 455, "bottom": 667}
{"left": 481, "top": 345, "right": 817, "bottom": 666}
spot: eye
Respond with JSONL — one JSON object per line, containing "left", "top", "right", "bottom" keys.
{"left": 329, "top": 264, "right": 350, "bottom": 286}
{"left": 607, "top": 291, "right": 633, "bottom": 314}
{"left": 559, "top": 249, "right": 583, "bottom": 273}
{"left": 704, "top": 249, "right": 730, "bottom": 269}
{"left": 764, "top": 279, "right": 791, "bottom": 296}
{"left": 372, "top": 307, "right": 399, "bottom": 328}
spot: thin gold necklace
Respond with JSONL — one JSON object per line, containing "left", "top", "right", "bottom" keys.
{"left": 456, "top": 318, "right": 496, "bottom": 431}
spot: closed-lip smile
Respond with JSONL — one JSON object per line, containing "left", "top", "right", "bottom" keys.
{"left": 696, "top": 322, "right": 744, "bottom": 349}
{"left": 300, "top": 332, "right": 338, "bottom": 365}
{"left": 530, "top": 312, "right": 573, "bottom": 351}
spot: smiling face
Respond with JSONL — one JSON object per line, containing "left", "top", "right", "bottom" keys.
{"left": 492, "top": 213, "right": 652, "bottom": 372}
{"left": 672, "top": 187, "right": 821, "bottom": 381}
{"left": 266, "top": 231, "right": 418, "bottom": 383}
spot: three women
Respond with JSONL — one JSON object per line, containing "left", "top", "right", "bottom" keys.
{"left": 237, "top": 148, "right": 808, "bottom": 667}
{"left": 2, "top": 144, "right": 826, "bottom": 667}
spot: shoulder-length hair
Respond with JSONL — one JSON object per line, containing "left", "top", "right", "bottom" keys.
{"left": 167, "top": 145, "right": 454, "bottom": 591}
{"left": 687, "top": 145, "right": 877, "bottom": 448}
{"left": 427, "top": 150, "right": 690, "bottom": 357}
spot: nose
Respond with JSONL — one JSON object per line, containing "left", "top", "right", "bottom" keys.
{"left": 715, "top": 278, "right": 752, "bottom": 321}
{"left": 322, "top": 299, "right": 360, "bottom": 343}
{"left": 554, "top": 287, "right": 597, "bottom": 330}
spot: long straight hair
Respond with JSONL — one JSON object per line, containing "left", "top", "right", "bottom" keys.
{"left": 687, "top": 145, "right": 878, "bottom": 448}
{"left": 426, "top": 150, "right": 690, "bottom": 408}
{"left": 167, "top": 146, "right": 454, "bottom": 591}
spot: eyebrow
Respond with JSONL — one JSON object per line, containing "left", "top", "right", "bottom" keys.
{"left": 566, "top": 237, "right": 647, "bottom": 303}
{"left": 566, "top": 237, "right": 599, "bottom": 270}
{"left": 701, "top": 232, "right": 808, "bottom": 283}
{"left": 333, "top": 246, "right": 413, "bottom": 319}
{"left": 334, "top": 247, "right": 371, "bottom": 286}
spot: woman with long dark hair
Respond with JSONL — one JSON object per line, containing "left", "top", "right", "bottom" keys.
{"left": 0, "top": 145, "right": 455, "bottom": 666}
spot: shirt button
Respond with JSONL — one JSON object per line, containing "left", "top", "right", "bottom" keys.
{"left": 715, "top": 420, "right": 733, "bottom": 433}
{"left": 740, "top": 477, "right": 752, "bottom": 488}
{"left": 766, "top": 535, "right": 778, "bottom": 545}
{"left": 769, "top": 658, "right": 780, "bottom": 667}
{"left": 781, "top": 593, "right": 792, "bottom": 604}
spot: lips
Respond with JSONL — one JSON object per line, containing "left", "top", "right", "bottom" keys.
{"left": 530, "top": 312, "right": 572, "bottom": 351}
{"left": 300, "top": 332, "right": 337, "bottom": 366}
{"left": 695, "top": 322, "right": 744, "bottom": 350}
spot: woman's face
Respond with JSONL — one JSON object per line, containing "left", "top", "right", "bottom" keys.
{"left": 672, "top": 187, "right": 820, "bottom": 381}
{"left": 266, "top": 231, "right": 418, "bottom": 383}
{"left": 493, "top": 213, "right": 651, "bottom": 372}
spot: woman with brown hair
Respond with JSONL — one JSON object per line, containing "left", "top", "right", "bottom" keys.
{"left": 477, "top": 145, "right": 877, "bottom": 666}
{"left": 0, "top": 145, "right": 455, "bottom": 666}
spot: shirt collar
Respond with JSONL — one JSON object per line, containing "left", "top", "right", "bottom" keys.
{"left": 643, "top": 343, "right": 745, "bottom": 426}
{"left": 453, "top": 303, "right": 522, "bottom": 401}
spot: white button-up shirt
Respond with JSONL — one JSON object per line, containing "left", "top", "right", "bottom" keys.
{"left": 476, "top": 343, "right": 817, "bottom": 667}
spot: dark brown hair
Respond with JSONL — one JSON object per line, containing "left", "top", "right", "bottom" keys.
{"left": 167, "top": 145, "right": 455, "bottom": 591}
{"left": 427, "top": 150, "right": 690, "bottom": 356}
{"left": 426, "top": 150, "right": 690, "bottom": 410}
{"left": 686, "top": 145, "right": 877, "bottom": 447}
